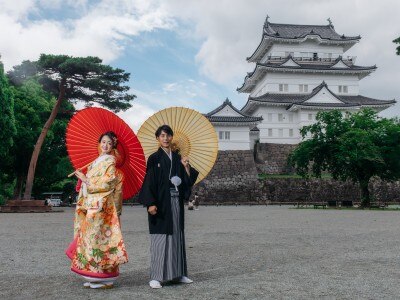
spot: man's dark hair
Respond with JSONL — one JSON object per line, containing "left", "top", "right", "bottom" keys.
{"left": 155, "top": 125, "right": 174, "bottom": 137}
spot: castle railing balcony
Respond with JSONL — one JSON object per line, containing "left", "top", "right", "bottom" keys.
{"left": 266, "top": 55, "right": 357, "bottom": 65}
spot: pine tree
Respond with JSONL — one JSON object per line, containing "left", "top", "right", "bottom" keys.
{"left": 8, "top": 54, "right": 135, "bottom": 200}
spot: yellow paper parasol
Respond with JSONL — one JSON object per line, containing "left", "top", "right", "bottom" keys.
{"left": 137, "top": 107, "right": 218, "bottom": 184}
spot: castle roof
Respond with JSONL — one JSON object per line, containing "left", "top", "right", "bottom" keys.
{"left": 241, "top": 81, "right": 395, "bottom": 113}
{"left": 205, "top": 98, "right": 263, "bottom": 124}
{"left": 248, "top": 19, "right": 360, "bottom": 62}
{"left": 265, "top": 22, "right": 360, "bottom": 40}
{"left": 238, "top": 57, "right": 376, "bottom": 93}
{"left": 250, "top": 126, "right": 260, "bottom": 132}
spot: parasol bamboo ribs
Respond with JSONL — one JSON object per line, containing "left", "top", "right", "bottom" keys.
{"left": 137, "top": 106, "right": 218, "bottom": 184}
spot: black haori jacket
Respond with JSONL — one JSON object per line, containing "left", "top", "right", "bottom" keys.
{"left": 138, "top": 148, "right": 199, "bottom": 234}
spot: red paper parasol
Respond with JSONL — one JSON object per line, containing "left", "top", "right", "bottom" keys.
{"left": 66, "top": 107, "right": 146, "bottom": 199}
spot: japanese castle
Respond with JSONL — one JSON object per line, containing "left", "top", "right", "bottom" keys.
{"left": 206, "top": 17, "right": 395, "bottom": 150}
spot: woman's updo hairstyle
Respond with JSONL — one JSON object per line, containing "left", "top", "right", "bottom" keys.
{"left": 98, "top": 131, "right": 118, "bottom": 149}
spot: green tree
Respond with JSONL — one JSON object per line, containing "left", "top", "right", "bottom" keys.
{"left": 8, "top": 54, "right": 135, "bottom": 200}
{"left": 289, "top": 109, "right": 400, "bottom": 207}
{"left": 394, "top": 37, "right": 400, "bottom": 55}
{"left": 0, "top": 60, "right": 16, "bottom": 204}
{"left": 33, "top": 108, "right": 75, "bottom": 199}
{"left": 10, "top": 79, "right": 75, "bottom": 199}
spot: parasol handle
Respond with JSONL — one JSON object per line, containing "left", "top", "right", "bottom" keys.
{"left": 67, "top": 162, "right": 91, "bottom": 178}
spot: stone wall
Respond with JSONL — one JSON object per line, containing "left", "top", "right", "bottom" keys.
{"left": 254, "top": 143, "right": 297, "bottom": 174}
{"left": 192, "top": 150, "right": 262, "bottom": 203}
{"left": 260, "top": 178, "right": 400, "bottom": 204}
{"left": 194, "top": 176, "right": 400, "bottom": 204}
{"left": 185, "top": 144, "right": 400, "bottom": 205}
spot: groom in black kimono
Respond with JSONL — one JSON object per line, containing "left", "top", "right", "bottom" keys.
{"left": 138, "top": 125, "right": 199, "bottom": 289}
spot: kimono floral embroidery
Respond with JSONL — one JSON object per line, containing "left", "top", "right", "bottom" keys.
{"left": 70, "top": 155, "right": 128, "bottom": 278}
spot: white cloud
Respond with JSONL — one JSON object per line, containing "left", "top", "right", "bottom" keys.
{"left": 162, "top": 80, "right": 203, "bottom": 98}
{"left": 163, "top": 0, "right": 400, "bottom": 115}
{"left": 117, "top": 101, "right": 155, "bottom": 132}
{"left": 185, "top": 90, "right": 196, "bottom": 97}
{"left": 35, "top": 0, "right": 89, "bottom": 10}
{"left": 163, "top": 82, "right": 179, "bottom": 93}
{"left": 134, "top": 79, "right": 224, "bottom": 116}
{"left": 73, "top": 94, "right": 155, "bottom": 132}
{"left": 1, "top": 0, "right": 399, "bottom": 117}
{"left": 0, "top": 0, "right": 36, "bottom": 18}
{"left": 0, "top": 0, "right": 175, "bottom": 69}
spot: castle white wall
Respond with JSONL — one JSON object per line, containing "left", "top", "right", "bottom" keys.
{"left": 213, "top": 125, "right": 252, "bottom": 150}
{"left": 250, "top": 131, "right": 259, "bottom": 150}
{"left": 251, "top": 105, "right": 382, "bottom": 144}
{"left": 251, "top": 72, "right": 360, "bottom": 97}
{"left": 253, "top": 106, "right": 344, "bottom": 144}
{"left": 261, "top": 41, "right": 346, "bottom": 63}
{"left": 253, "top": 106, "right": 300, "bottom": 144}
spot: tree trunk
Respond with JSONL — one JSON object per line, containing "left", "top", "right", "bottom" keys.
{"left": 22, "top": 79, "right": 66, "bottom": 200}
{"left": 13, "top": 173, "right": 24, "bottom": 200}
{"left": 359, "top": 179, "right": 371, "bottom": 207}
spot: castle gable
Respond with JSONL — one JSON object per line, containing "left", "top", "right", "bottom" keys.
{"left": 304, "top": 86, "right": 344, "bottom": 104}
{"left": 331, "top": 59, "right": 351, "bottom": 69}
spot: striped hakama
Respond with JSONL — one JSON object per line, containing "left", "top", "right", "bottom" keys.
{"left": 150, "top": 188, "right": 188, "bottom": 282}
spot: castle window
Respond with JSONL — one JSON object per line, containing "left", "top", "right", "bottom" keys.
{"left": 268, "top": 129, "right": 273, "bottom": 137}
{"left": 278, "top": 129, "right": 283, "bottom": 137}
{"left": 338, "top": 85, "right": 348, "bottom": 93}
{"left": 218, "top": 131, "right": 230, "bottom": 140}
{"left": 279, "top": 84, "right": 288, "bottom": 92}
{"left": 278, "top": 113, "right": 284, "bottom": 122}
{"left": 267, "top": 113, "right": 273, "bottom": 122}
{"left": 299, "top": 84, "right": 308, "bottom": 93}
{"left": 288, "top": 114, "right": 293, "bottom": 122}
{"left": 308, "top": 113, "right": 313, "bottom": 121}
{"left": 289, "top": 129, "right": 294, "bottom": 137}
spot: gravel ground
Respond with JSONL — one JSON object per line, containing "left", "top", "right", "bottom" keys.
{"left": 1, "top": 205, "right": 400, "bottom": 299}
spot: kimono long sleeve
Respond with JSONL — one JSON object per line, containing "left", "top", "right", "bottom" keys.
{"left": 138, "top": 156, "right": 158, "bottom": 207}
{"left": 113, "top": 170, "right": 124, "bottom": 216}
{"left": 87, "top": 163, "right": 117, "bottom": 194}
{"left": 182, "top": 165, "right": 199, "bottom": 201}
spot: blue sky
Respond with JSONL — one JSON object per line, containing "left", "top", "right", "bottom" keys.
{"left": 0, "top": 0, "right": 399, "bottom": 130}
{"left": 118, "top": 28, "right": 238, "bottom": 112}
